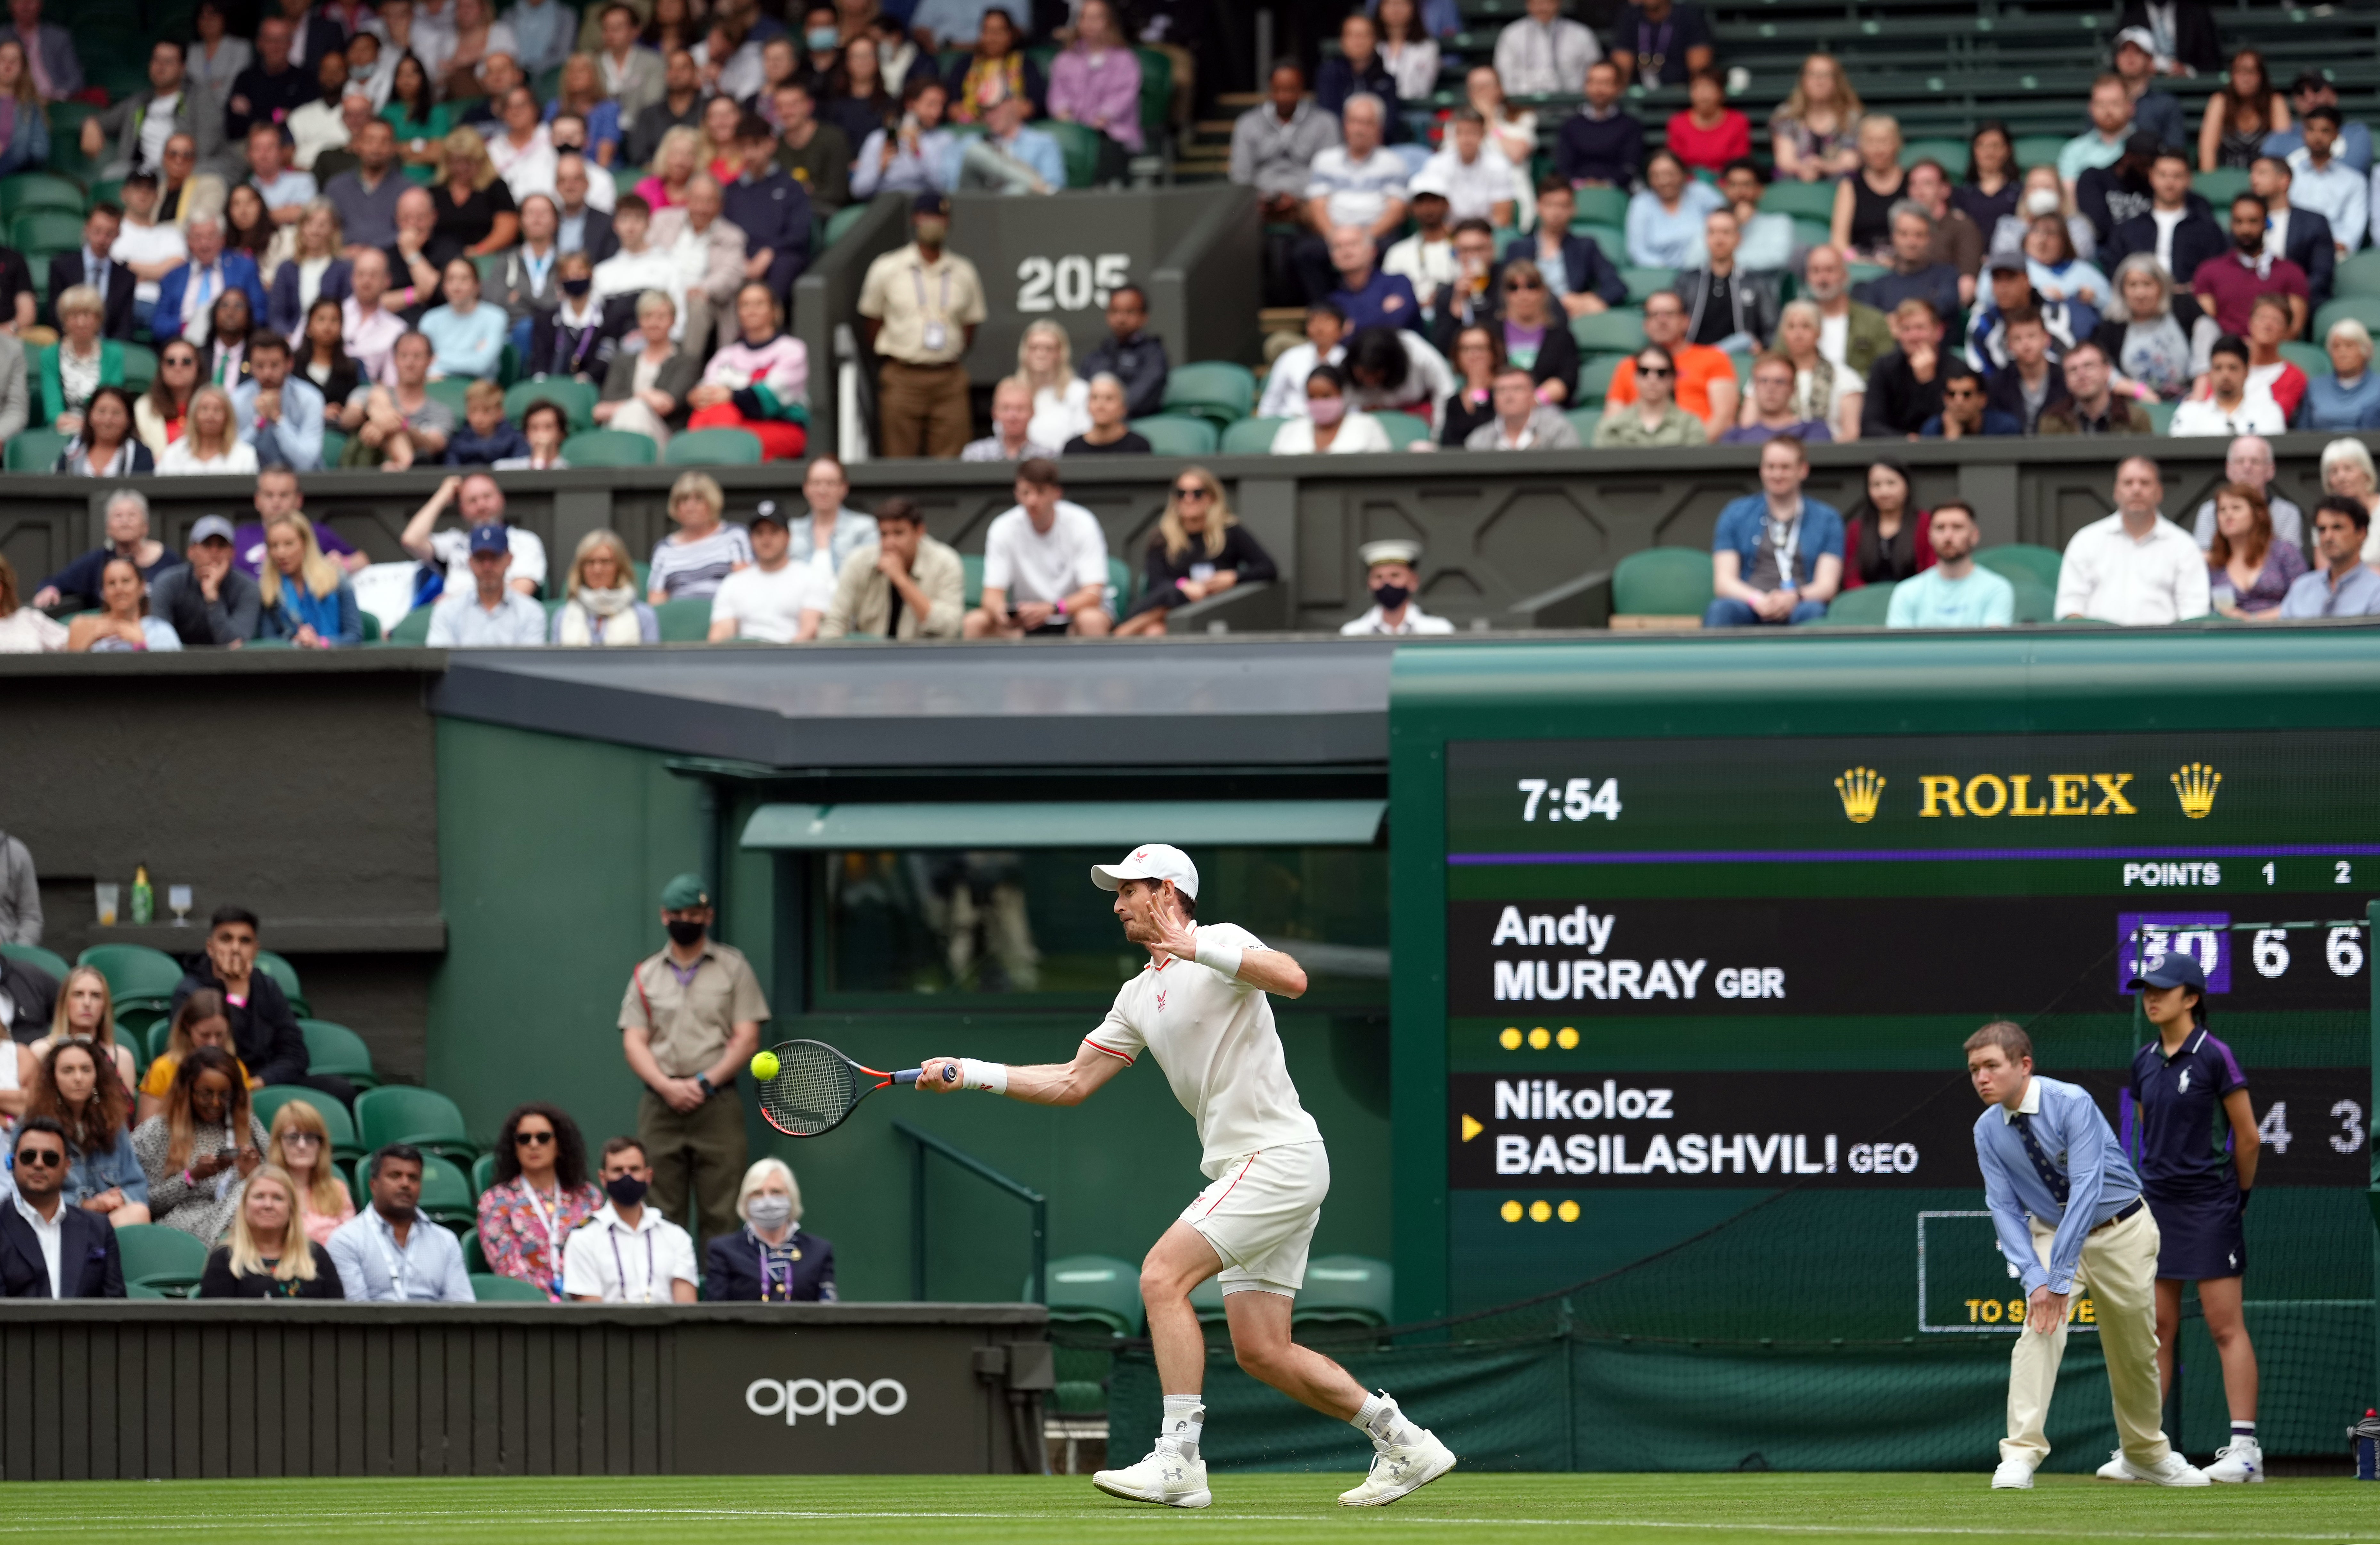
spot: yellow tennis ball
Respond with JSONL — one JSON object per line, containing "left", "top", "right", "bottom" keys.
{"left": 750, "top": 1050, "right": 781, "bottom": 1082}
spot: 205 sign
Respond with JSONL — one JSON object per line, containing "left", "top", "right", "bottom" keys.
{"left": 1517, "top": 778, "right": 1623, "bottom": 823}
{"left": 1016, "top": 253, "right": 1132, "bottom": 312}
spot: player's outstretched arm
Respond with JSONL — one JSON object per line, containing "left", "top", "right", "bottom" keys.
{"left": 1147, "top": 908, "right": 1309, "bottom": 999}
{"left": 915, "top": 1039, "right": 1130, "bottom": 1107}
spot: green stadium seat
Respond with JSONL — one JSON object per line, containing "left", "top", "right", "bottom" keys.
{"left": 2279, "top": 341, "right": 2329, "bottom": 375}
{"left": 496, "top": 343, "right": 521, "bottom": 389}
{"left": 1572, "top": 222, "right": 1625, "bottom": 259}
{"left": 385, "top": 606, "right": 434, "bottom": 646}
{"left": 824, "top": 203, "right": 872, "bottom": 248}
{"left": 1371, "top": 410, "right": 1429, "bottom": 448}
{"left": 653, "top": 596, "right": 713, "bottom": 641}
{"left": 1029, "top": 1254, "right": 1141, "bottom": 1336}
{"left": 2143, "top": 400, "right": 2175, "bottom": 433}
{"left": 2008, "top": 574, "right": 2055, "bottom": 625}
{"left": 471, "top": 1151, "right": 498, "bottom": 1196}
{"left": 1620, "top": 267, "right": 1675, "bottom": 305}
{"left": 2314, "top": 296, "right": 2380, "bottom": 344}
{"left": 1160, "top": 361, "right": 1257, "bottom": 428}
{"left": 143, "top": 1018, "right": 175, "bottom": 1063}
{"left": 561, "top": 427, "right": 658, "bottom": 465}
{"left": 424, "top": 378, "right": 475, "bottom": 420}
{"left": 1563, "top": 407, "right": 1600, "bottom": 442}
{"left": 1129, "top": 414, "right": 1220, "bottom": 456}
{"left": 664, "top": 427, "right": 763, "bottom": 463}
{"left": 1291, "top": 1255, "right": 1394, "bottom": 1330}
{"left": 463, "top": 1227, "right": 488, "bottom": 1271}
{"left": 961, "top": 551, "right": 984, "bottom": 607}
{"left": 1816, "top": 581, "right": 1895, "bottom": 625}
{"left": 1220, "top": 415, "right": 1285, "bottom": 454}
{"left": 0, "top": 941, "right": 70, "bottom": 980}
{"left": 1578, "top": 353, "right": 1627, "bottom": 403}
{"left": 1975, "top": 543, "right": 2062, "bottom": 593}
{"left": 1571, "top": 309, "right": 1646, "bottom": 353}
{"left": 1901, "top": 139, "right": 1971, "bottom": 179}
{"left": 1107, "top": 555, "right": 1135, "bottom": 613}
{"left": 318, "top": 427, "right": 348, "bottom": 465}
{"left": 255, "top": 949, "right": 308, "bottom": 1017}
{"left": 0, "top": 173, "right": 85, "bottom": 219}
{"left": 2193, "top": 168, "right": 2252, "bottom": 207}
{"left": 1042, "top": 119, "right": 1107, "bottom": 188}
{"left": 1570, "top": 185, "right": 1628, "bottom": 228}
{"left": 1611, "top": 546, "right": 1713, "bottom": 626}
{"left": 252, "top": 1085, "right": 362, "bottom": 1162}
{"left": 299, "top": 1019, "right": 378, "bottom": 1089}
{"left": 76, "top": 943, "right": 183, "bottom": 1009}
{"left": 1758, "top": 181, "right": 1837, "bottom": 222}
{"left": 118, "top": 341, "right": 158, "bottom": 395}
{"left": 5, "top": 427, "right": 67, "bottom": 471}
{"left": 358, "top": 611, "right": 383, "bottom": 643}
{"left": 506, "top": 376, "right": 598, "bottom": 432}
{"left": 472, "top": 1272, "right": 551, "bottom": 1302}
{"left": 2012, "top": 135, "right": 2065, "bottom": 170}
{"left": 86, "top": 178, "right": 122, "bottom": 213}
{"left": 1133, "top": 45, "right": 1172, "bottom": 146}
{"left": 116, "top": 1224, "right": 210, "bottom": 1296}
{"left": 2334, "top": 249, "right": 2380, "bottom": 298}
{"left": 352, "top": 1151, "right": 476, "bottom": 1229}
{"left": 1789, "top": 217, "right": 1832, "bottom": 251}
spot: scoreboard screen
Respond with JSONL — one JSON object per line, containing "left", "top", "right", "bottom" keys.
{"left": 1439, "top": 728, "right": 2376, "bottom": 1319}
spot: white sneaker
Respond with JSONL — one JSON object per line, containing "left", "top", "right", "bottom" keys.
{"left": 2095, "top": 1449, "right": 2132, "bottom": 1481}
{"left": 2120, "top": 1452, "right": 2211, "bottom": 1486}
{"left": 2205, "top": 1441, "right": 2264, "bottom": 1483}
{"left": 1991, "top": 1458, "right": 2035, "bottom": 1490}
{"left": 1092, "top": 1439, "right": 1211, "bottom": 1509}
{"left": 1339, "top": 1426, "right": 1457, "bottom": 1507}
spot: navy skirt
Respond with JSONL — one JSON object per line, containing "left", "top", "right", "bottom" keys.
{"left": 2147, "top": 1188, "right": 2246, "bottom": 1281}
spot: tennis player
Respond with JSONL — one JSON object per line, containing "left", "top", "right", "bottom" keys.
{"left": 916, "top": 844, "right": 1456, "bottom": 1509}
{"left": 2121, "top": 951, "right": 2263, "bottom": 1483}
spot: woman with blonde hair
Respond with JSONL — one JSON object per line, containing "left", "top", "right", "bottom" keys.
{"left": 196, "top": 1166, "right": 344, "bottom": 1297}
{"left": 1116, "top": 468, "right": 1279, "bottom": 636}
{"left": 647, "top": 470, "right": 753, "bottom": 602}
{"left": 0, "top": 38, "right": 50, "bottom": 178}
{"left": 1018, "top": 319, "right": 1090, "bottom": 449}
{"left": 1770, "top": 53, "right": 1862, "bottom": 182}
{"left": 635, "top": 124, "right": 703, "bottom": 211}
{"left": 39, "top": 285, "right": 124, "bottom": 436}
{"left": 433, "top": 126, "right": 521, "bottom": 258}
{"left": 136, "top": 988, "right": 249, "bottom": 1124}
{"left": 2318, "top": 437, "right": 2380, "bottom": 565}
{"left": 1773, "top": 299, "right": 1865, "bottom": 442}
{"left": 1830, "top": 114, "right": 1907, "bottom": 263}
{"left": 156, "top": 383, "right": 260, "bottom": 475}
{"left": 257, "top": 510, "right": 362, "bottom": 647}
{"left": 0, "top": 554, "right": 67, "bottom": 653}
{"left": 267, "top": 199, "right": 353, "bottom": 339}
{"left": 548, "top": 53, "right": 623, "bottom": 167}
{"left": 30, "top": 965, "right": 138, "bottom": 1091}
{"left": 694, "top": 92, "right": 742, "bottom": 183}
{"left": 266, "top": 1099, "right": 355, "bottom": 1246}
{"left": 593, "top": 290, "right": 701, "bottom": 446}
{"left": 132, "top": 1046, "right": 267, "bottom": 1240}
{"left": 701, "top": 1156, "right": 836, "bottom": 1301}
{"left": 552, "top": 528, "right": 658, "bottom": 645}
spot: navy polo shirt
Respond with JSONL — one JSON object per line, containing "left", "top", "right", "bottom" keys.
{"left": 2126, "top": 1028, "right": 2248, "bottom": 1201}
{"left": 1329, "top": 270, "right": 1423, "bottom": 334}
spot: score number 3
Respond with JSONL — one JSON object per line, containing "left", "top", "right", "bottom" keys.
{"left": 1518, "top": 778, "right": 1622, "bottom": 823}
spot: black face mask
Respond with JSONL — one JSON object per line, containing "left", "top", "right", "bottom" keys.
{"left": 666, "top": 918, "right": 706, "bottom": 947}
{"left": 1371, "top": 582, "right": 1412, "bottom": 611}
{"left": 561, "top": 276, "right": 592, "bottom": 297}
{"left": 606, "top": 1174, "right": 649, "bottom": 1207}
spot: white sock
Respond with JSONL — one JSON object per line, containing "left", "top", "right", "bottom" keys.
{"left": 1161, "top": 1394, "right": 1205, "bottom": 1457}
{"left": 1353, "top": 1390, "right": 1417, "bottom": 1444}
{"left": 2230, "top": 1420, "right": 2257, "bottom": 1446}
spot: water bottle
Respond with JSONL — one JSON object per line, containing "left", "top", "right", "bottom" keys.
{"left": 130, "top": 864, "right": 154, "bottom": 926}
{"left": 2354, "top": 1408, "right": 2380, "bottom": 1479}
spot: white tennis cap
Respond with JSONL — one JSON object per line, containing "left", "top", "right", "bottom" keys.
{"left": 1091, "top": 843, "right": 1199, "bottom": 901}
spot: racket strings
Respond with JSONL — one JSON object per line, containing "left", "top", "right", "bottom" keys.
{"left": 756, "top": 1041, "right": 862, "bottom": 1137}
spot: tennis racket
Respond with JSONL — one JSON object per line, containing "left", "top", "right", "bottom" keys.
{"left": 754, "top": 1039, "right": 955, "bottom": 1137}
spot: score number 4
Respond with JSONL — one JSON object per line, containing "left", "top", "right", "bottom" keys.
{"left": 1518, "top": 778, "right": 1622, "bottom": 823}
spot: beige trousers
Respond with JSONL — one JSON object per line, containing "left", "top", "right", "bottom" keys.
{"left": 2003, "top": 1206, "right": 2170, "bottom": 1469}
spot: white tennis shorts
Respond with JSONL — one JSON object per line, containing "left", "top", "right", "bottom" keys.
{"left": 1182, "top": 1141, "right": 1329, "bottom": 1297}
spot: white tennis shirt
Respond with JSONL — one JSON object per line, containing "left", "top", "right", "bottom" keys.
{"left": 1084, "top": 922, "right": 1323, "bottom": 1179}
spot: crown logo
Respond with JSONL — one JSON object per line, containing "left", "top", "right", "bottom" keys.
{"left": 2170, "top": 763, "right": 2221, "bottom": 820}
{"left": 1834, "top": 767, "right": 1885, "bottom": 824}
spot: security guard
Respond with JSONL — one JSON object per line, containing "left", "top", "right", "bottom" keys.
{"left": 1339, "top": 539, "right": 1458, "bottom": 635}
{"left": 619, "top": 874, "right": 769, "bottom": 1247}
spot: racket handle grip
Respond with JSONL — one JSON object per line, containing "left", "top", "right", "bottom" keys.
{"left": 893, "top": 1068, "right": 924, "bottom": 1086}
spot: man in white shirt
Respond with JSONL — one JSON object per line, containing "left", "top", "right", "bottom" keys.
{"left": 1464, "top": 364, "right": 1582, "bottom": 450}
{"left": 916, "top": 844, "right": 1456, "bottom": 1510}
{"left": 595, "top": 1, "right": 665, "bottom": 120}
{"left": 964, "top": 457, "right": 1112, "bottom": 637}
{"left": 1494, "top": 0, "right": 1597, "bottom": 98}
{"left": 2188, "top": 433, "right": 2305, "bottom": 554}
{"left": 1381, "top": 186, "right": 1456, "bottom": 306}
{"left": 1341, "top": 537, "right": 1456, "bottom": 635}
{"left": 1416, "top": 109, "right": 1517, "bottom": 229}
{"left": 1256, "top": 301, "right": 1348, "bottom": 419}
{"left": 504, "top": 0, "right": 578, "bottom": 76}
{"left": 2166, "top": 336, "right": 2284, "bottom": 437}
{"left": 2055, "top": 455, "right": 2212, "bottom": 625}
{"left": 326, "top": 1146, "right": 477, "bottom": 1300}
{"left": 246, "top": 124, "right": 318, "bottom": 226}
{"left": 426, "top": 524, "right": 550, "bottom": 645}
{"left": 593, "top": 195, "right": 688, "bottom": 336}
{"left": 2287, "top": 106, "right": 2366, "bottom": 256}
{"left": 404, "top": 470, "right": 548, "bottom": 595}
{"left": 1296, "top": 93, "right": 1406, "bottom": 304}
{"left": 288, "top": 67, "right": 360, "bottom": 172}
{"left": 563, "top": 1137, "right": 700, "bottom": 1303}
{"left": 707, "top": 503, "right": 817, "bottom": 642}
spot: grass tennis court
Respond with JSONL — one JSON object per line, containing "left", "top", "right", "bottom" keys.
{"left": 3, "top": 1472, "right": 2371, "bottom": 1545}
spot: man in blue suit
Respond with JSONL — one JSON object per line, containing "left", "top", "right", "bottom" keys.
{"left": 2251, "top": 155, "right": 2335, "bottom": 310}
{"left": 152, "top": 211, "right": 268, "bottom": 347}
{"left": 0, "top": 1119, "right": 126, "bottom": 1299}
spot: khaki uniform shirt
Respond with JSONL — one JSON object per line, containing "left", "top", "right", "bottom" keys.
{"left": 618, "top": 940, "right": 770, "bottom": 1078}
{"left": 856, "top": 243, "right": 988, "bottom": 364}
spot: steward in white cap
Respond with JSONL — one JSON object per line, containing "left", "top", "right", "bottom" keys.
{"left": 914, "top": 843, "right": 1456, "bottom": 1510}
{"left": 1340, "top": 538, "right": 1456, "bottom": 635}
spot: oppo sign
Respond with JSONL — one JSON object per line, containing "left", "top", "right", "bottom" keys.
{"left": 745, "top": 1377, "right": 910, "bottom": 1426}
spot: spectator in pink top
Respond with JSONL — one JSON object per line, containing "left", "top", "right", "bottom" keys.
{"left": 476, "top": 1103, "right": 602, "bottom": 1301}
{"left": 1047, "top": 0, "right": 1142, "bottom": 155}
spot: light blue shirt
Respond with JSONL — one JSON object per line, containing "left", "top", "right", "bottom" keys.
{"left": 1886, "top": 565, "right": 2016, "bottom": 628}
{"left": 427, "top": 589, "right": 549, "bottom": 646}
{"left": 327, "top": 1206, "right": 476, "bottom": 1301}
{"left": 1972, "top": 1073, "right": 2143, "bottom": 1296}
{"left": 2055, "top": 127, "right": 2128, "bottom": 188}
{"left": 907, "top": 0, "right": 1027, "bottom": 45}
{"left": 987, "top": 125, "right": 1065, "bottom": 191}
{"left": 2264, "top": 121, "right": 2373, "bottom": 176}
{"left": 1624, "top": 180, "right": 1725, "bottom": 270}
{"left": 232, "top": 375, "right": 326, "bottom": 470}
{"left": 2278, "top": 560, "right": 2380, "bottom": 617}
{"left": 504, "top": 0, "right": 578, "bottom": 75}
{"left": 419, "top": 302, "right": 509, "bottom": 380}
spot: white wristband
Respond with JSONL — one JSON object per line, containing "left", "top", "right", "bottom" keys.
{"left": 958, "top": 1058, "right": 1009, "bottom": 1094}
{"left": 1193, "top": 932, "right": 1245, "bottom": 981}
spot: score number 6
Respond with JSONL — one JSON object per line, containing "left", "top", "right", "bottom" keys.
{"left": 1518, "top": 778, "right": 1622, "bottom": 822}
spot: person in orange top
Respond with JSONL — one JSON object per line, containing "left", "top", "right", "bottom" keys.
{"left": 1600, "top": 288, "right": 1741, "bottom": 432}
{"left": 137, "top": 988, "right": 255, "bottom": 1123}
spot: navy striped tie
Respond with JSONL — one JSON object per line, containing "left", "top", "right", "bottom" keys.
{"left": 2013, "top": 1112, "right": 2070, "bottom": 1206}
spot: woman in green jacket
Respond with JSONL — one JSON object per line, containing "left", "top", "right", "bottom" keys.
{"left": 39, "top": 285, "right": 125, "bottom": 435}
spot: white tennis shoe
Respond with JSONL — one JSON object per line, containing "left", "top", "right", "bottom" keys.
{"left": 2205, "top": 1440, "right": 2264, "bottom": 1483}
{"left": 1092, "top": 1439, "right": 1211, "bottom": 1509}
{"left": 1338, "top": 1427, "right": 1458, "bottom": 1507}
{"left": 1991, "top": 1458, "right": 2036, "bottom": 1490}
{"left": 2119, "top": 1452, "right": 2212, "bottom": 1486}
{"left": 2095, "top": 1449, "right": 2131, "bottom": 1480}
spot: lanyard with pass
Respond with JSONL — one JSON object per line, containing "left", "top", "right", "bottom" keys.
{"left": 912, "top": 264, "right": 953, "bottom": 354}
{"left": 1767, "top": 511, "right": 1803, "bottom": 589}
{"left": 609, "top": 1224, "right": 657, "bottom": 1303}
{"left": 526, "top": 1183, "right": 567, "bottom": 1296}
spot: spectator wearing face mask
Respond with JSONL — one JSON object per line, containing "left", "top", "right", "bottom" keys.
{"left": 1341, "top": 537, "right": 1454, "bottom": 635}
{"left": 565, "top": 1135, "right": 700, "bottom": 1303}
{"left": 703, "top": 1157, "right": 834, "bottom": 1300}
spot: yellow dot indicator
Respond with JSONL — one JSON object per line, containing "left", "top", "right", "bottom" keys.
{"left": 1527, "top": 1027, "right": 1551, "bottom": 1049}
{"left": 1556, "top": 1027, "right": 1579, "bottom": 1050}
{"left": 1499, "top": 1028, "right": 1523, "bottom": 1050}
{"left": 1500, "top": 1199, "right": 1524, "bottom": 1222}
{"left": 1528, "top": 1200, "right": 1553, "bottom": 1222}
{"left": 1558, "top": 1200, "right": 1581, "bottom": 1222}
